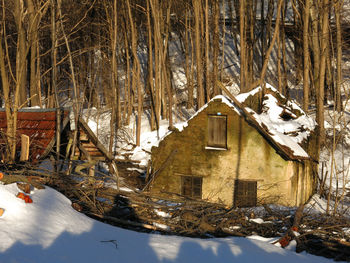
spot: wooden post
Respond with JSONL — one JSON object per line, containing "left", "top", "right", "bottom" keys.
{"left": 20, "top": 134, "right": 30, "bottom": 161}
{"left": 56, "top": 108, "right": 61, "bottom": 173}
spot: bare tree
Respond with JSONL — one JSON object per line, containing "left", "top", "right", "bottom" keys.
{"left": 334, "top": 0, "right": 343, "bottom": 112}
{"left": 212, "top": 0, "right": 220, "bottom": 96}
{"left": 317, "top": 0, "right": 329, "bottom": 146}
{"left": 126, "top": 0, "right": 142, "bottom": 146}
{"left": 193, "top": 0, "right": 204, "bottom": 108}
{"left": 28, "top": 0, "right": 48, "bottom": 107}
{"left": 239, "top": 0, "right": 247, "bottom": 92}
{"left": 303, "top": 0, "right": 310, "bottom": 112}
{"left": 0, "top": 0, "right": 48, "bottom": 161}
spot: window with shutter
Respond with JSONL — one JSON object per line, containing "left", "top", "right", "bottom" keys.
{"left": 207, "top": 115, "right": 227, "bottom": 148}
{"left": 181, "top": 176, "right": 203, "bottom": 199}
{"left": 234, "top": 180, "right": 257, "bottom": 207}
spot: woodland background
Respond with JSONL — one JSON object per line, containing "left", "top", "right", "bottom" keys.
{"left": 0, "top": 0, "right": 348, "bottom": 162}
{"left": 0, "top": 2, "right": 349, "bottom": 258}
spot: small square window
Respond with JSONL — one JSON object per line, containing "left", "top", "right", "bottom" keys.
{"left": 181, "top": 176, "right": 202, "bottom": 199}
{"left": 207, "top": 115, "right": 227, "bottom": 148}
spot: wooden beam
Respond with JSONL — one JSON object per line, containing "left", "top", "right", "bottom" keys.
{"left": 78, "top": 117, "right": 113, "bottom": 161}
{"left": 20, "top": 134, "right": 30, "bottom": 161}
{"left": 77, "top": 143, "right": 92, "bottom": 161}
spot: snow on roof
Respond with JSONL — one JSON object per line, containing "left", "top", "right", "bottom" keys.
{"left": 174, "top": 95, "right": 241, "bottom": 133}
{"left": 157, "top": 84, "right": 316, "bottom": 160}
{"left": 236, "top": 84, "right": 316, "bottom": 159}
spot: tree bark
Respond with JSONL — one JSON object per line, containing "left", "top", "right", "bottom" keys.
{"left": 146, "top": 0, "right": 156, "bottom": 130}
{"left": 310, "top": 2, "right": 320, "bottom": 118}
{"left": 126, "top": 0, "right": 142, "bottom": 146}
{"left": 185, "top": 9, "right": 194, "bottom": 109}
{"left": 204, "top": 0, "right": 210, "bottom": 101}
{"left": 318, "top": 0, "right": 329, "bottom": 145}
{"left": 212, "top": 0, "right": 220, "bottom": 96}
{"left": 193, "top": 0, "right": 204, "bottom": 108}
{"left": 0, "top": 21, "right": 17, "bottom": 162}
{"left": 303, "top": 0, "right": 310, "bottom": 112}
{"left": 255, "top": 0, "right": 283, "bottom": 88}
{"left": 28, "top": 0, "right": 43, "bottom": 107}
{"left": 335, "top": 0, "right": 342, "bottom": 112}
{"left": 239, "top": 0, "right": 246, "bottom": 92}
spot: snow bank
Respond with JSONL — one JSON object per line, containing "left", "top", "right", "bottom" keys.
{"left": 0, "top": 183, "right": 337, "bottom": 263}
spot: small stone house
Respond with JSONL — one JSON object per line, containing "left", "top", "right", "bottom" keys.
{"left": 150, "top": 85, "right": 318, "bottom": 207}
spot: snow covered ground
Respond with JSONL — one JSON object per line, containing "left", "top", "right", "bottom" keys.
{"left": 0, "top": 183, "right": 342, "bottom": 263}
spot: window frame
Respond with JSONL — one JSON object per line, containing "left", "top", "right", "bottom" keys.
{"left": 207, "top": 114, "right": 227, "bottom": 149}
{"left": 234, "top": 180, "right": 257, "bottom": 207}
{"left": 181, "top": 176, "right": 203, "bottom": 199}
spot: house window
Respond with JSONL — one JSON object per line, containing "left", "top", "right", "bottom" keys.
{"left": 181, "top": 176, "right": 202, "bottom": 199}
{"left": 207, "top": 115, "right": 227, "bottom": 148}
{"left": 234, "top": 180, "right": 257, "bottom": 207}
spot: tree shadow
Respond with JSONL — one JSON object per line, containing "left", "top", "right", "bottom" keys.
{"left": 106, "top": 194, "right": 138, "bottom": 221}
{"left": 156, "top": 236, "right": 330, "bottom": 263}
{"left": 0, "top": 219, "right": 331, "bottom": 263}
{"left": 0, "top": 221, "right": 160, "bottom": 263}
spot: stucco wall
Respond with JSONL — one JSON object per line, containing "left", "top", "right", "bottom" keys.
{"left": 150, "top": 98, "right": 314, "bottom": 207}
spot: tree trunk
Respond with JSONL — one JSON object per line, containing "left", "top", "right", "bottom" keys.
{"left": 281, "top": 1, "right": 287, "bottom": 96}
{"left": 293, "top": 0, "right": 303, "bottom": 86}
{"left": 126, "top": 0, "right": 142, "bottom": 146}
{"left": 185, "top": 9, "right": 194, "bottom": 109}
{"left": 123, "top": 26, "right": 132, "bottom": 125}
{"left": 260, "top": 0, "right": 265, "bottom": 71}
{"left": 193, "top": 0, "right": 204, "bottom": 108}
{"left": 0, "top": 26, "right": 17, "bottom": 162}
{"left": 204, "top": 0, "right": 210, "bottom": 101}
{"left": 303, "top": 0, "right": 310, "bottom": 112}
{"left": 256, "top": 0, "right": 283, "bottom": 88}
{"left": 212, "top": 0, "right": 220, "bottom": 96}
{"left": 310, "top": 2, "right": 320, "bottom": 118}
{"left": 150, "top": 0, "right": 161, "bottom": 125}
{"left": 239, "top": 0, "right": 246, "bottom": 92}
{"left": 246, "top": 0, "right": 257, "bottom": 90}
{"left": 107, "top": 0, "right": 119, "bottom": 155}
{"left": 277, "top": 19, "right": 282, "bottom": 92}
{"left": 146, "top": 0, "right": 156, "bottom": 130}
{"left": 14, "top": 0, "right": 28, "bottom": 107}
{"left": 220, "top": 0, "right": 226, "bottom": 80}
{"left": 28, "top": 0, "right": 41, "bottom": 107}
{"left": 318, "top": 0, "right": 328, "bottom": 145}
{"left": 335, "top": 0, "right": 342, "bottom": 112}
{"left": 58, "top": 0, "right": 80, "bottom": 174}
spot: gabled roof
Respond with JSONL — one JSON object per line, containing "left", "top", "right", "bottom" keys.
{"left": 0, "top": 108, "right": 70, "bottom": 162}
{"left": 170, "top": 84, "right": 316, "bottom": 161}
